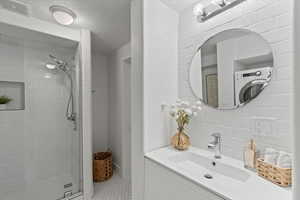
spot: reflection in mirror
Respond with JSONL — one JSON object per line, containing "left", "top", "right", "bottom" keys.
{"left": 189, "top": 29, "right": 273, "bottom": 110}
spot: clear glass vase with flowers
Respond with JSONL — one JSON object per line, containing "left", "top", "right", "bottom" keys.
{"left": 168, "top": 100, "right": 202, "bottom": 150}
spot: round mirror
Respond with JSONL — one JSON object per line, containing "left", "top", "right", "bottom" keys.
{"left": 189, "top": 29, "right": 273, "bottom": 110}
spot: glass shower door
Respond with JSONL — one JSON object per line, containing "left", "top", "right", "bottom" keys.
{"left": 0, "top": 24, "right": 82, "bottom": 200}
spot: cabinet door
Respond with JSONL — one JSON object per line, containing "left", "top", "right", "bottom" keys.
{"left": 145, "top": 159, "right": 225, "bottom": 200}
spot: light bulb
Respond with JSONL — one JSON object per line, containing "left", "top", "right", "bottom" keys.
{"left": 193, "top": 3, "right": 206, "bottom": 16}
{"left": 212, "top": 0, "right": 227, "bottom": 7}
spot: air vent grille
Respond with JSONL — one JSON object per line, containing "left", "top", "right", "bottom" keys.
{"left": 0, "top": 0, "right": 31, "bottom": 16}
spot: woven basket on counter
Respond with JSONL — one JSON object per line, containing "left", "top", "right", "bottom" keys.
{"left": 256, "top": 158, "right": 292, "bottom": 187}
{"left": 93, "top": 151, "right": 113, "bottom": 182}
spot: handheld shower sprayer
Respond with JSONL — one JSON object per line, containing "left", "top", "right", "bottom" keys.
{"left": 48, "top": 55, "right": 77, "bottom": 130}
{"left": 49, "top": 54, "right": 69, "bottom": 72}
{"left": 49, "top": 54, "right": 63, "bottom": 64}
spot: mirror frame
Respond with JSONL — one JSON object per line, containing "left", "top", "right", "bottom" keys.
{"left": 188, "top": 28, "right": 274, "bottom": 110}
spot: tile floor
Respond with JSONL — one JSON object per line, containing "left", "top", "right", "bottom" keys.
{"left": 93, "top": 173, "right": 131, "bottom": 200}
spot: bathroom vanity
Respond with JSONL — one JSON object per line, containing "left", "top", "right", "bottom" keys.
{"left": 145, "top": 147, "right": 292, "bottom": 200}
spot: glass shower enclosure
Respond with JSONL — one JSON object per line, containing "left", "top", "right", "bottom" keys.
{"left": 0, "top": 22, "right": 83, "bottom": 200}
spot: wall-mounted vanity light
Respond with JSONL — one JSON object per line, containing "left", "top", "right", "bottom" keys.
{"left": 212, "top": 0, "right": 227, "bottom": 7}
{"left": 193, "top": 3, "right": 207, "bottom": 18}
{"left": 193, "top": 0, "right": 246, "bottom": 23}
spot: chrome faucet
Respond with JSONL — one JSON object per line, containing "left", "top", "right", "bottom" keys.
{"left": 208, "top": 133, "right": 222, "bottom": 159}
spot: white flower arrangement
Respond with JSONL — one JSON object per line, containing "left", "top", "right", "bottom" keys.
{"left": 166, "top": 99, "right": 202, "bottom": 132}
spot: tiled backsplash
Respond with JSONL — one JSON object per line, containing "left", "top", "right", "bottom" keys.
{"left": 178, "top": 0, "right": 293, "bottom": 160}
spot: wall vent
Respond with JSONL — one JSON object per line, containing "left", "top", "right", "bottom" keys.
{"left": 0, "top": 0, "right": 31, "bottom": 16}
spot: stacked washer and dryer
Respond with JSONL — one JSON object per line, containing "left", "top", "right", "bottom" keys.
{"left": 234, "top": 67, "right": 273, "bottom": 107}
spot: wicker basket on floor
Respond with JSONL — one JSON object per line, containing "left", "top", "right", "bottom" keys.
{"left": 93, "top": 151, "right": 113, "bottom": 182}
{"left": 256, "top": 158, "right": 292, "bottom": 187}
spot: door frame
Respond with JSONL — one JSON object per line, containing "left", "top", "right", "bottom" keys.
{"left": 121, "top": 56, "right": 132, "bottom": 181}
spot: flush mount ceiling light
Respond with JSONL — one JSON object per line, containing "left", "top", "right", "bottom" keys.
{"left": 49, "top": 5, "right": 76, "bottom": 26}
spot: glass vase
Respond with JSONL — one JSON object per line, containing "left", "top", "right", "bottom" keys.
{"left": 171, "top": 131, "right": 190, "bottom": 151}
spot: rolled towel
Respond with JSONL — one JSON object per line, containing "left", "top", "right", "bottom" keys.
{"left": 264, "top": 148, "right": 279, "bottom": 165}
{"left": 277, "top": 151, "right": 292, "bottom": 168}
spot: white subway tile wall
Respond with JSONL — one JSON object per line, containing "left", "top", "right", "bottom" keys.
{"left": 178, "top": 0, "right": 293, "bottom": 160}
{"left": 0, "top": 37, "right": 80, "bottom": 199}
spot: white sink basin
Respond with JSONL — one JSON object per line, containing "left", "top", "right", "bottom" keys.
{"left": 145, "top": 146, "right": 292, "bottom": 200}
{"left": 169, "top": 152, "right": 250, "bottom": 182}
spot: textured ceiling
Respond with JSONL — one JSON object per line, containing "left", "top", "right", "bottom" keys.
{"left": 2, "top": 0, "right": 131, "bottom": 54}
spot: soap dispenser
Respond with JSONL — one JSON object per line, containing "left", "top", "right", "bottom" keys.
{"left": 244, "top": 139, "right": 256, "bottom": 169}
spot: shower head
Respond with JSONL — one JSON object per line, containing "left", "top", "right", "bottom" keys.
{"left": 45, "top": 63, "right": 57, "bottom": 71}
{"left": 47, "top": 55, "right": 76, "bottom": 128}
{"left": 49, "top": 54, "right": 65, "bottom": 65}
{"left": 47, "top": 54, "right": 69, "bottom": 72}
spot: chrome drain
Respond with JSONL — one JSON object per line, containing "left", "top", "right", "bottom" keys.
{"left": 204, "top": 174, "right": 213, "bottom": 179}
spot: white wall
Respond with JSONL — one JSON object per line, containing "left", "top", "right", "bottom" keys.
{"left": 293, "top": 0, "right": 299, "bottom": 199}
{"left": 92, "top": 53, "right": 109, "bottom": 153}
{"left": 178, "top": 0, "right": 294, "bottom": 160}
{"left": 143, "top": 0, "right": 179, "bottom": 153}
{"left": 108, "top": 43, "right": 131, "bottom": 172}
{"left": 217, "top": 39, "right": 236, "bottom": 109}
{"left": 130, "top": 0, "right": 145, "bottom": 198}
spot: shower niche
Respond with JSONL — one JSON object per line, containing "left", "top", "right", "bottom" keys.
{"left": 0, "top": 81, "right": 25, "bottom": 110}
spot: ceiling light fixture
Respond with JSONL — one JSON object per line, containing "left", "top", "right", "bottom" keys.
{"left": 49, "top": 5, "right": 76, "bottom": 26}
{"left": 194, "top": 0, "right": 246, "bottom": 23}
{"left": 212, "top": 0, "right": 228, "bottom": 7}
{"left": 193, "top": 3, "right": 206, "bottom": 17}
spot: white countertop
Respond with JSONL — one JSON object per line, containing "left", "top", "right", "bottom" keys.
{"left": 145, "top": 146, "right": 292, "bottom": 200}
